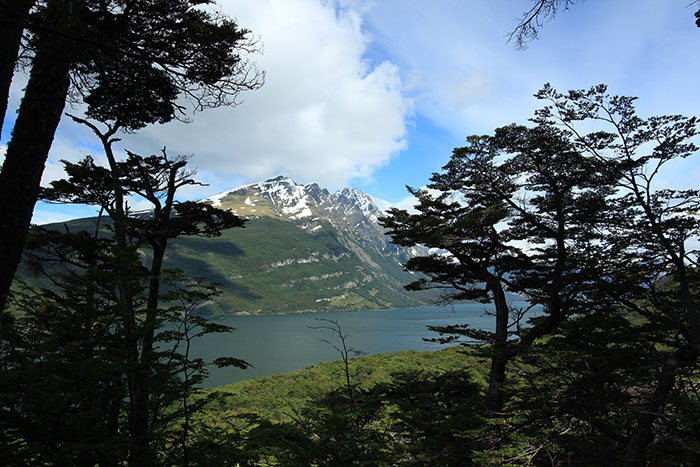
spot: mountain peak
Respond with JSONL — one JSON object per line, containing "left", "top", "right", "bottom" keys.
{"left": 260, "top": 175, "right": 297, "bottom": 185}
{"left": 334, "top": 187, "right": 380, "bottom": 220}
{"left": 204, "top": 176, "right": 383, "bottom": 225}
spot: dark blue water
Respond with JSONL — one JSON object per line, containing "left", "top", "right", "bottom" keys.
{"left": 193, "top": 301, "right": 535, "bottom": 387}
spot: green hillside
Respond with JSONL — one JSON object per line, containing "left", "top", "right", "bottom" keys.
{"left": 167, "top": 216, "right": 435, "bottom": 314}
{"left": 18, "top": 214, "right": 437, "bottom": 315}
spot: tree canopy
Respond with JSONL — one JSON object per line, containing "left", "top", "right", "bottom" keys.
{"left": 0, "top": 0, "right": 263, "bottom": 312}
{"left": 2, "top": 136, "right": 248, "bottom": 465}
{"left": 381, "top": 83, "right": 700, "bottom": 464}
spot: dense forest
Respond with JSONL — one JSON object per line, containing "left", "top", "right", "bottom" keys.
{"left": 2, "top": 1, "right": 700, "bottom": 466}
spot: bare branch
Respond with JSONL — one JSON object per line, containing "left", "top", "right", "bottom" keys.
{"left": 509, "top": 0, "right": 583, "bottom": 49}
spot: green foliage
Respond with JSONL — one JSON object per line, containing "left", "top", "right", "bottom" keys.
{"left": 27, "top": 0, "right": 264, "bottom": 131}
{"left": 1, "top": 147, "right": 248, "bottom": 465}
{"left": 381, "top": 111, "right": 613, "bottom": 413}
{"left": 376, "top": 369, "right": 485, "bottom": 466}
{"left": 1, "top": 281, "right": 129, "bottom": 465}
{"left": 0, "top": 0, "right": 264, "bottom": 313}
{"left": 382, "top": 83, "right": 700, "bottom": 464}
{"left": 6, "top": 59, "right": 700, "bottom": 466}
{"left": 203, "top": 347, "right": 481, "bottom": 421}
{"left": 184, "top": 347, "right": 488, "bottom": 466}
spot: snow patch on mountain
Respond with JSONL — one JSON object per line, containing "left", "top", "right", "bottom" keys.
{"left": 334, "top": 187, "right": 381, "bottom": 222}
{"left": 205, "top": 176, "right": 386, "bottom": 225}
{"left": 200, "top": 176, "right": 432, "bottom": 262}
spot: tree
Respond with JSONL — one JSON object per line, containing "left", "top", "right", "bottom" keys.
{"left": 241, "top": 320, "right": 395, "bottom": 466}
{"left": 383, "top": 83, "right": 700, "bottom": 464}
{"left": 1, "top": 229, "right": 131, "bottom": 466}
{"left": 381, "top": 122, "right": 611, "bottom": 412}
{"left": 151, "top": 270, "right": 249, "bottom": 466}
{"left": 375, "top": 369, "right": 486, "bottom": 466}
{"left": 35, "top": 133, "right": 246, "bottom": 464}
{"left": 381, "top": 176, "right": 514, "bottom": 413}
{"left": 509, "top": 0, "right": 583, "bottom": 49}
{"left": 2, "top": 249, "right": 248, "bottom": 466}
{"left": 0, "top": 0, "right": 36, "bottom": 141}
{"left": 0, "top": 118, "right": 248, "bottom": 465}
{"left": 0, "top": 0, "right": 263, "bottom": 312}
{"left": 530, "top": 83, "right": 700, "bottom": 466}
{"left": 42, "top": 112, "right": 248, "bottom": 463}
{"left": 510, "top": 1, "right": 700, "bottom": 49}
{"left": 501, "top": 296, "right": 700, "bottom": 465}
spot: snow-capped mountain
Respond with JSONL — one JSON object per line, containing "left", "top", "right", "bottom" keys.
{"left": 174, "top": 176, "right": 435, "bottom": 314}
{"left": 206, "top": 175, "right": 380, "bottom": 223}
{"left": 26, "top": 176, "right": 435, "bottom": 315}
{"left": 204, "top": 175, "right": 405, "bottom": 255}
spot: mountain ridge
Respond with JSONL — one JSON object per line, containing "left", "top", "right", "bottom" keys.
{"left": 182, "top": 175, "right": 432, "bottom": 314}
{"left": 22, "top": 176, "right": 435, "bottom": 315}
{"left": 204, "top": 175, "right": 382, "bottom": 224}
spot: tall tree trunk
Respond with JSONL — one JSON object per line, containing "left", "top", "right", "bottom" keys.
{"left": 134, "top": 158, "right": 187, "bottom": 463}
{"left": 71, "top": 115, "right": 156, "bottom": 465}
{"left": 622, "top": 346, "right": 694, "bottom": 466}
{"left": 131, "top": 240, "right": 166, "bottom": 466}
{"left": 0, "top": 0, "right": 36, "bottom": 140}
{"left": 622, "top": 336, "right": 700, "bottom": 464}
{"left": 0, "top": 0, "right": 76, "bottom": 312}
{"left": 102, "top": 138, "right": 150, "bottom": 466}
{"left": 486, "top": 280, "right": 509, "bottom": 412}
{"left": 621, "top": 188, "right": 700, "bottom": 464}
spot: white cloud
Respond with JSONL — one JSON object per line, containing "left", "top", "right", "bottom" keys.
{"left": 114, "top": 0, "right": 410, "bottom": 194}
{"left": 363, "top": 0, "right": 700, "bottom": 140}
{"left": 8, "top": 0, "right": 697, "bottom": 216}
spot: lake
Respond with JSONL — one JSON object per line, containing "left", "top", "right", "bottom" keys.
{"left": 192, "top": 300, "right": 536, "bottom": 387}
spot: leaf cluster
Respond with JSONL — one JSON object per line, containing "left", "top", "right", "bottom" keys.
{"left": 22, "top": 0, "right": 264, "bottom": 131}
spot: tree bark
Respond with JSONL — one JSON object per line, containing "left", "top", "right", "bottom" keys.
{"left": 0, "top": 0, "right": 75, "bottom": 312}
{"left": 131, "top": 240, "right": 166, "bottom": 466}
{"left": 71, "top": 115, "right": 161, "bottom": 466}
{"left": 133, "top": 160, "right": 184, "bottom": 465}
{"left": 486, "top": 280, "right": 509, "bottom": 412}
{"left": 0, "top": 0, "right": 36, "bottom": 141}
{"left": 622, "top": 344, "right": 700, "bottom": 465}
{"left": 100, "top": 131, "right": 151, "bottom": 466}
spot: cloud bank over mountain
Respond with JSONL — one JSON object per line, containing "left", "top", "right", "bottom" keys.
{"left": 120, "top": 0, "right": 410, "bottom": 193}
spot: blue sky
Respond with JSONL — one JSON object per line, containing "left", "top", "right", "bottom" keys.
{"left": 2, "top": 0, "right": 700, "bottom": 223}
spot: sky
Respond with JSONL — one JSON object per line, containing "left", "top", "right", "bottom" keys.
{"left": 2, "top": 0, "right": 700, "bottom": 224}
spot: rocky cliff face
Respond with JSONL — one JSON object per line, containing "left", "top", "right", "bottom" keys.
{"left": 206, "top": 176, "right": 422, "bottom": 260}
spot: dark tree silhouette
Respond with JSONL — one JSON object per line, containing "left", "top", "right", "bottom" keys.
{"left": 38, "top": 128, "right": 245, "bottom": 464}
{"left": 509, "top": 0, "right": 583, "bottom": 49}
{"left": 0, "top": 0, "right": 36, "bottom": 141}
{"left": 532, "top": 83, "right": 700, "bottom": 466}
{"left": 381, "top": 122, "right": 611, "bottom": 412}
{"left": 2, "top": 140, "right": 247, "bottom": 465}
{"left": 383, "top": 84, "right": 700, "bottom": 465}
{"left": 0, "top": 0, "right": 263, "bottom": 312}
{"left": 510, "top": 1, "right": 700, "bottom": 49}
